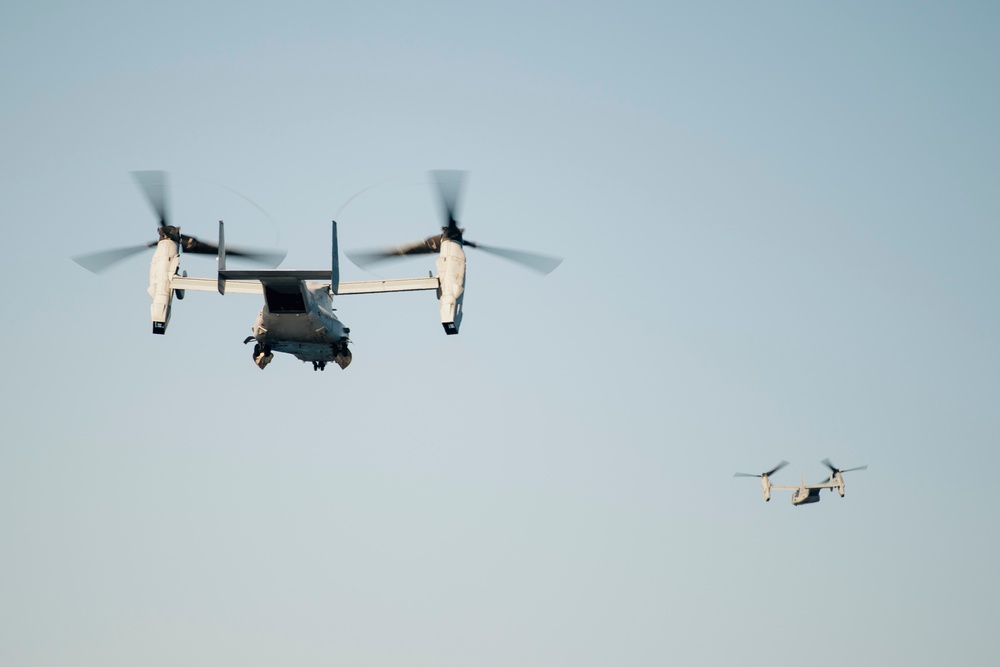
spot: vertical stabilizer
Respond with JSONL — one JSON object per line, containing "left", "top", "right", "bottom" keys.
{"left": 331, "top": 220, "right": 340, "bottom": 295}
{"left": 217, "top": 220, "right": 227, "bottom": 294}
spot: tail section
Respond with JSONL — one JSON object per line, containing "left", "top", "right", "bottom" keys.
{"left": 331, "top": 220, "right": 340, "bottom": 295}
{"left": 217, "top": 220, "right": 227, "bottom": 294}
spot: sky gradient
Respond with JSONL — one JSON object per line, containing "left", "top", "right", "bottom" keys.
{"left": 2, "top": 2, "right": 998, "bottom": 665}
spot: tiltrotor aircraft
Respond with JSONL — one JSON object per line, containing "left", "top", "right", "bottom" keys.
{"left": 733, "top": 459, "right": 868, "bottom": 506}
{"left": 73, "top": 170, "right": 562, "bottom": 371}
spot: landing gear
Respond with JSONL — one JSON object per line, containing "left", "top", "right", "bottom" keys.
{"left": 252, "top": 342, "right": 273, "bottom": 370}
{"left": 334, "top": 342, "right": 352, "bottom": 370}
{"left": 244, "top": 337, "right": 274, "bottom": 370}
{"left": 312, "top": 361, "right": 327, "bottom": 371}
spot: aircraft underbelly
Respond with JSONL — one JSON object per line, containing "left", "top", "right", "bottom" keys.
{"left": 271, "top": 341, "right": 339, "bottom": 362}
{"left": 256, "top": 311, "right": 348, "bottom": 362}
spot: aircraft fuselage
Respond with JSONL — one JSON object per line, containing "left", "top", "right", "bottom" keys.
{"left": 248, "top": 280, "right": 351, "bottom": 370}
{"left": 792, "top": 487, "right": 823, "bottom": 506}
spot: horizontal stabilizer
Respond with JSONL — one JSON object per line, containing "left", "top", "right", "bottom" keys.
{"left": 220, "top": 269, "right": 331, "bottom": 281}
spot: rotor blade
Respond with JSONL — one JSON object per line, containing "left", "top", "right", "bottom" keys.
{"left": 432, "top": 170, "right": 465, "bottom": 228}
{"left": 465, "top": 242, "right": 563, "bottom": 275}
{"left": 224, "top": 246, "right": 287, "bottom": 267}
{"left": 840, "top": 465, "right": 868, "bottom": 473}
{"left": 178, "top": 234, "right": 219, "bottom": 255}
{"left": 178, "top": 234, "right": 286, "bottom": 267}
{"left": 733, "top": 472, "right": 761, "bottom": 478}
{"left": 346, "top": 239, "right": 439, "bottom": 269}
{"left": 72, "top": 243, "right": 154, "bottom": 273}
{"left": 821, "top": 458, "right": 838, "bottom": 473}
{"left": 131, "top": 170, "right": 169, "bottom": 226}
{"left": 765, "top": 460, "right": 790, "bottom": 477}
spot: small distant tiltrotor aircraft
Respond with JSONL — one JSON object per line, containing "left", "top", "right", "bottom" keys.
{"left": 733, "top": 459, "right": 868, "bottom": 506}
{"left": 73, "top": 170, "right": 561, "bottom": 371}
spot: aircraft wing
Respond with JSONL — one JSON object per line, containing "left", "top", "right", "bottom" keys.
{"left": 331, "top": 276, "right": 440, "bottom": 294}
{"left": 171, "top": 274, "right": 439, "bottom": 295}
{"left": 769, "top": 482, "right": 838, "bottom": 492}
{"left": 802, "top": 482, "right": 839, "bottom": 490}
{"left": 171, "top": 276, "right": 260, "bottom": 294}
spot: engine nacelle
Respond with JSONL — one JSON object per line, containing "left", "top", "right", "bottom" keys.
{"left": 436, "top": 239, "right": 466, "bottom": 335}
{"left": 761, "top": 475, "right": 771, "bottom": 502}
{"left": 828, "top": 470, "right": 844, "bottom": 498}
{"left": 148, "top": 237, "right": 180, "bottom": 334}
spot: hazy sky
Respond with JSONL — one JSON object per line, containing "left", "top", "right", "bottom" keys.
{"left": 2, "top": 2, "right": 998, "bottom": 665}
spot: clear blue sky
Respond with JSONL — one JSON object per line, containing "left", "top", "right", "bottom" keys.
{"left": 2, "top": 2, "right": 998, "bottom": 665}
